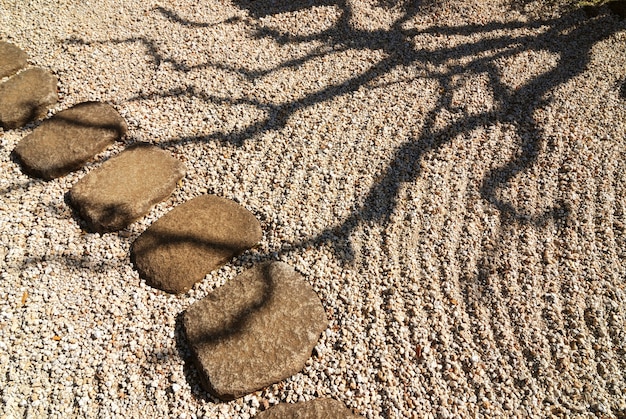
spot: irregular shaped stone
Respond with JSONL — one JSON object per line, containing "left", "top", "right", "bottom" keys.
{"left": 131, "top": 194, "right": 262, "bottom": 294}
{"left": 13, "top": 102, "right": 127, "bottom": 180}
{"left": 183, "top": 262, "right": 328, "bottom": 400}
{"left": 256, "top": 398, "right": 361, "bottom": 418}
{"left": 0, "top": 67, "right": 57, "bottom": 129}
{"left": 68, "top": 143, "right": 185, "bottom": 233}
{"left": 0, "top": 42, "right": 28, "bottom": 78}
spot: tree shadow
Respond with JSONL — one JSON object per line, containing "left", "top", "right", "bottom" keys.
{"left": 0, "top": 177, "right": 42, "bottom": 196}
{"left": 172, "top": 262, "right": 281, "bottom": 401}
{"left": 192, "top": 2, "right": 615, "bottom": 264}
{"left": 55, "top": 0, "right": 626, "bottom": 408}
{"left": 104, "top": 2, "right": 622, "bottom": 225}
{"left": 169, "top": 312, "right": 221, "bottom": 403}
{"left": 130, "top": 228, "right": 263, "bottom": 294}
{"left": 0, "top": 98, "right": 49, "bottom": 131}
{"left": 11, "top": 101, "right": 127, "bottom": 180}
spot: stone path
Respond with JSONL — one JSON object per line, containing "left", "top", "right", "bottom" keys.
{"left": 0, "top": 41, "right": 27, "bottom": 78}
{"left": 131, "top": 194, "right": 263, "bottom": 294}
{"left": 13, "top": 101, "right": 127, "bottom": 179}
{"left": 3, "top": 42, "right": 359, "bottom": 416}
{"left": 255, "top": 398, "right": 361, "bottom": 418}
{"left": 0, "top": 65, "right": 57, "bottom": 129}
{"left": 68, "top": 143, "right": 186, "bottom": 233}
{"left": 183, "top": 262, "right": 328, "bottom": 400}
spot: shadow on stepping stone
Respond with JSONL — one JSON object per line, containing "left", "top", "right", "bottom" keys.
{"left": 0, "top": 67, "right": 57, "bottom": 129}
{"left": 256, "top": 398, "right": 362, "bottom": 418}
{"left": 183, "top": 262, "right": 328, "bottom": 401}
{"left": 0, "top": 42, "right": 28, "bottom": 79}
{"left": 131, "top": 194, "right": 262, "bottom": 294}
{"left": 68, "top": 143, "right": 186, "bottom": 233}
{"left": 167, "top": 312, "right": 223, "bottom": 403}
{"left": 12, "top": 102, "right": 127, "bottom": 180}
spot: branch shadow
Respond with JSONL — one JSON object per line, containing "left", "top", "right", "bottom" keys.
{"left": 53, "top": 0, "right": 626, "bottom": 407}
{"left": 168, "top": 262, "right": 278, "bottom": 402}
{"left": 153, "top": 6, "right": 243, "bottom": 28}
{"left": 0, "top": 98, "right": 48, "bottom": 131}
{"left": 129, "top": 226, "right": 264, "bottom": 294}
{"left": 169, "top": 312, "right": 221, "bottom": 403}
{"left": 11, "top": 101, "right": 127, "bottom": 180}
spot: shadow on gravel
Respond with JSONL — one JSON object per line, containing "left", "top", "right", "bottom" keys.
{"left": 146, "top": 1, "right": 616, "bottom": 261}
{"left": 61, "top": 0, "right": 626, "bottom": 408}
{"left": 0, "top": 177, "right": 41, "bottom": 196}
{"left": 61, "top": 1, "right": 624, "bottom": 241}
{"left": 65, "top": 1, "right": 620, "bottom": 237}
{"left": 169, "top": 313, "right": 221, "bottom": 404}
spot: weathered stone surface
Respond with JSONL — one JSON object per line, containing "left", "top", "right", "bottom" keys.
{"left": 69, "top": 143, "right": 185, "bottom": 233}
{"left": 13, "top": 102, "right": 127, "bottom": 179}
{"left": 0, "top": 67, "right": 57, "bottom": 129}
{"left": 256, "top": 398, "right": 361, "bottom": 418}
{"left": 183, "top": 262, "right": 328, "bottom": 400}
{"left": 131, "top": 194, "right": 262, "bottom": 294}
{"left": 0, "top": 42, "right": 28, "bottom": 78}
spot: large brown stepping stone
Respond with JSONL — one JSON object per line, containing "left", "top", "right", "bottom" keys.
{"left": 256, "top": 398, "right": 361, "bottom": 418}
{"left": 68, "top": 143, "right": 186, "bottom": 233}
{"left": 131, "top": 194, "right": 262, "bottom": 294}
{"left": 13, "top": 102, "right": 127, "bottom": 180}
{"left": 183, "top": 262, "right": 328, "bottom": 401}
{"left": 0, "top": 42, "right": 28, "bottom": 78}
{"left": 0, "top": 67, "right": 57, "bottom": 129}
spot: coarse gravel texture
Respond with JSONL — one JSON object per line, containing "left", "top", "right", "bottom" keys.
{"left": 1, "top": 0, "right": 625, "bottom": 418}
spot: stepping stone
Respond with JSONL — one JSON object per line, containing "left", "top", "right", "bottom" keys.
{"left": 13, "top": 102, "right": 127, "bottom": 180}
{"left": 183, "top": 262, "right": 328, "bottom": 401}
{"left": 131, "top": 194, "right": 262, "bottom": 294}
{"left": 68, "top": 143, "right": 186, "bottom": 233}
{"left": 0, "top": 67, "right": 57, "bottom": 129}
{"left": 256, "top": 398, "right": 361, "bottom": 418}
{"left": 0, "top": 42, "right": 28, "bottom": 78}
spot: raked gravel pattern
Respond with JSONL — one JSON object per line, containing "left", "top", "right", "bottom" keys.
{"left": 1, "top": 0, "right": 626, "bottom": 418}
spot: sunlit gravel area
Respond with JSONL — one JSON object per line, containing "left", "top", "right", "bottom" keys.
{"left": 1, "top": 0, "right": 626, "bottom": 417}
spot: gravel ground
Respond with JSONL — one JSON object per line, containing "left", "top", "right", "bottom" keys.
{"left": 1, "top": 0, "right": 626, "bottom": 418}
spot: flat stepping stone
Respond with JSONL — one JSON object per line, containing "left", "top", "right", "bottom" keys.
{"left": 13, "top": 102, "right": 127, "bottom": 180}
{"left": 68, "top": 143, "right": 186, "bottom": 233}
{"left": 256, "top": 398, "right": 361, "bottom": 418}
{"left": 0, "top": 67, "right": 57, "bottom": 129}
{"left": 183, "top": 261, "right": 328, "bottom": 400}
{"left": 131, "top": 194, "right": 262, "bottom": 294}
{"left": 0, "top": 42, "right": 28, "bottom": 78}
